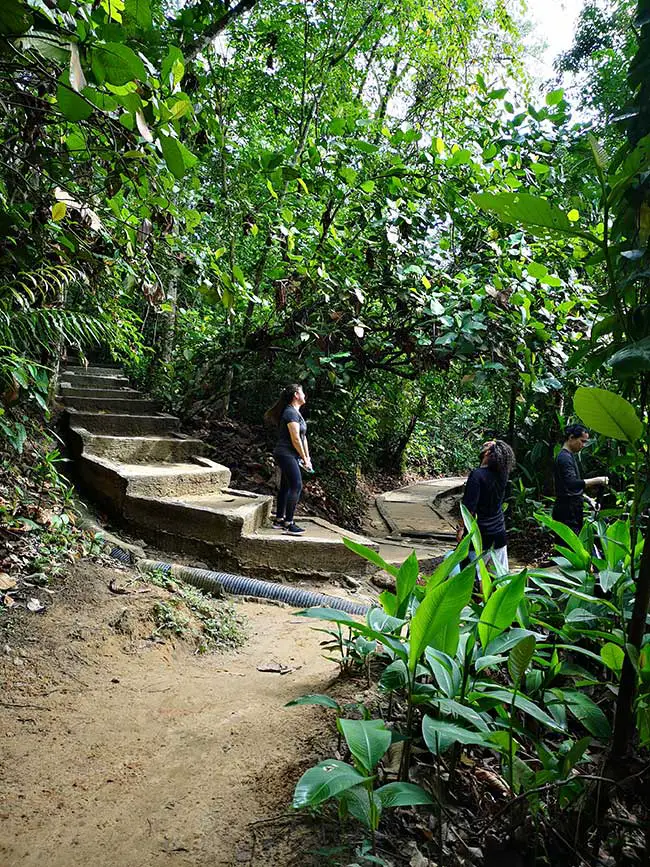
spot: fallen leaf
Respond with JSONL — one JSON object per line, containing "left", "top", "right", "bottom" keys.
{"left": 0, "top": 573, "right": 16, "bottom": 591}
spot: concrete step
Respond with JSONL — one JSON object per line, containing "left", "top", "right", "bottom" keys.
{"left": 68, "top": 429, "right": 208, "bottom": 463}
{"left": 239, "top": 518, "right": 379, "bottom": 579}
{"left": 59, "top": 385, "right": 146, "bottom": 400}
{"left": 62, "top": 395, "right": 161, "bottom": 414}
{"left": 76, "top": 454, "right": 231, "bottom": 514}
{"left": 63, "top": 365, "right": 124, "bottom": 377}
{"left": 124, "top": 489, "right": 272, "bottom": 545}
{"left": 66, "top": 408, "right": 179, "bottom": 436}
{"left": 61, "top": 372, "right": 130, "bottom": 389}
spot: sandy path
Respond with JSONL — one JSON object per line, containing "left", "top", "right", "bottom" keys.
{"left": 0, "top": 566, "right": 341, "bottom": 867}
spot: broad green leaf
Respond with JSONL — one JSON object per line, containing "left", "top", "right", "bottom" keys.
{"left": 375, "top": 782, "right": 434, "bottom": 808}
{"left": 535, "top": 512, "right": 590, "bottom": 565}
{"left": 470, "top": 688, "right": 564, "bottom": 732}
{"left": 608, "top": 134, "right": 650, "bottom": 204}
{"left": 160, "top": 134, "right": 197, "bottom": 179}
{"left": 57, "top": 71, "right": 93, "bottom": 121}
{"left": 574, "top": 386, "right": 643, "bottom": 443}
{"left": 423, "top": 534, "right": 471, "bottom": 589}
{"left": 367, "top": 609, "right": 405, "bottom": 635}
{"left": 293, "top": 759, "right": 371, "bottom": 808}
{"left": 422, "top": 716, "right": 490, "bottom": 754}
{"left": 409, "top": 564, "right": 475, "bottom": 670}
{"left": 285, "top": 694, "right": 340, "bottom": 710}
{"left": 337, "top": 718, "right": 391, "bottom": 773}
{"left": 552, "top": 690, "right": 611, "bottom": 739}
{"left": 379, "top": 659, "right": 409, "bottom": 692}
{"left": 295, "top": 607, "right": 407, "bottom": 660}
{"left": 91, "top": 43, "right": 147, "bottom": 86}
{"left": 396, "top": 550, "right": 419, "bottom": 617}
{"left": 478, "top": 571, "right": 526, "bottom": 648}
{"left": 0, "top": 0, "right": 33, "bottom": 35}
{"left": 123, "top": 0, "right": 152, "bottom": 31}
{"left": 546, "top": 87, "right": 564, "bottom": 105}
{"left": 471, "top": 192, "right": 598, "bottom": 243}
{"left": 508, "top": 634, "right": 536, "bottom": 684}
{"left": 425, "top": 697, "right": 490, "bottom": 732}
{"left": 600, "top": 643, "right": 624, "bottom": 673}
{"left": 610, "top": 338, "right": 650, "bottom": 378}
{"left": 343, "top": 537, "right": 399, "bottom": 578}
{"left": 337, "top": 784, "right": 380, "bottom": 830}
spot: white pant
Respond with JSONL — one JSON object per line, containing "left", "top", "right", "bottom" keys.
{"left": 469, "top": 546, "right": 509, "bottom": 575}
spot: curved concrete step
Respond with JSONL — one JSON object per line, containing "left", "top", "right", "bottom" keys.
{"left": 65, "top": 408, "right": 179, "bottom": 435}
{"left": 62, "top": 372, "right": 130, "bottom": 389}
{"left": 60, "top": 385, "right": 147, "bottom": 400}
{"left": 63, "top": 395, "right": 161, "bottom": 414}
{"left": 124, "top": 490, "right": 272, "bottom": 545}
{"left": 68, "top": 428, "right": 208, "bottom": 463}
{"left": 63, "top": 365, "right": 124, "bottom": 377}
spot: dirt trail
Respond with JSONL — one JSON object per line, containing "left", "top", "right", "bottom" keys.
{"left": 0, "top": 565, "right": 345, "bottom": 867}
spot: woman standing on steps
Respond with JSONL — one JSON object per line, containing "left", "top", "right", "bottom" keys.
{"left": 264, "top": 384, "right": 312, "bottom": 535}
{"left": 458, "top": 439, "right": 516, "bottom": 573}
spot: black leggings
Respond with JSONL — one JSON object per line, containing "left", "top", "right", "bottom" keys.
{"left": 552, "top": 497, "right": 584, "bottom": 535}
{"left": 274, "top": 449, "right": 302, "bottom": 524}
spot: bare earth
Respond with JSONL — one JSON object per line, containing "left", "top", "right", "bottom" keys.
{"left": 0, "top": 565, "right": 345, "bottom": 867}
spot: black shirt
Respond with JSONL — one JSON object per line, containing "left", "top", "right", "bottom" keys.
{"left": 275, "top": 405, "right": 307, "bottom": 456}
{"left": 554, "top": 448, "right": 585, "bottom": 499}
{"left": 462, "top": 467, "right": 507, "bottom": 541}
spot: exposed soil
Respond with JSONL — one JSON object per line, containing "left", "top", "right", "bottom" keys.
{"left": 0, "top": 563, "right": 357, "bottom": 867}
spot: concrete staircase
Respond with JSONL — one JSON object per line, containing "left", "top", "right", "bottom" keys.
{"left": 60, "top": 363, "right": 377, "bottom": 581}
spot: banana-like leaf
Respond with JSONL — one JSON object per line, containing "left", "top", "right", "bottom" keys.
{"left": 395, "top": 550, "right": 419, "bottom": 618}
{"left": 478, "top": 571, "right": 526, "bottom": 648}
{"left": 573, "top": 386, "right": 643, "bottom": 443}
{"left": 408, "top": 563, "right": 475, "bottom": 671}
{"left": 343, "top": 537, "right": 399, "bottom": 577}
{"left": 535, "top": 512, "right": 590, "bottom": 564}
{"left": 422, "top": 715, "right": 491, "bottom": 754}
{"left": 293, "top": 759, "right": 371, "bottom": 808}
{"left": 337, "top": 718, "right": 391, "bottom": 773}
{"left": 337, "top": 784, "right": 380, "bottom": 830}
{"left": 375, "top": 782, "right": 434, "bottom": 808}
{"left": 507, "top": 634, "right": 536, "bottom": 684}
{"left": 285, "top": 694, "right": 341, "bottom": 710}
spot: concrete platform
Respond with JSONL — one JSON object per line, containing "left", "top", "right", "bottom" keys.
{"left": 76, "top": 453, "right": 232, "bottom": 513}
{"left": 376, "top": 477, "right": 465, "bottom": 540}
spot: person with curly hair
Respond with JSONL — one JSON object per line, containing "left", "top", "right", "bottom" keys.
{"left": 458, "top": 439, "right": 516, "bottom": 573}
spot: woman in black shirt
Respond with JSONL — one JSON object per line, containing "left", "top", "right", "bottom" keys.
{"left": 264, "top": 384, "right": 312, "bottom": 535}
{"left": 460, "top": 439, "right": 515, "bottom": 572}
{"left": 552, "top": 423, "right": 608, "bottom": 534}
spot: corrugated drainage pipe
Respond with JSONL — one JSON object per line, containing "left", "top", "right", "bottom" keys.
{"left": 109, "top": 546, "right": 369, "bottom": 616}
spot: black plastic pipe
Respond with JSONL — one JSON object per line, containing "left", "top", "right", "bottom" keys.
{"left": 109, "top": 546, "right": 369, "bottom": 616}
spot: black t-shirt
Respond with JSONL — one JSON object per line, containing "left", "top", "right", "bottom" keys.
{"left": 462, "top": 467, "right": 507, "bottom": 539}
{"left": 276, "top": 405, "right": 307, "bottom": 455}
{"left": 554, "top": 448, "right": 585, "bottom": 499}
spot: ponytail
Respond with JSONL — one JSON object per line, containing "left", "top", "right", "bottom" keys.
{"left": 264, "top": 383, "right": 302, "bottom": 427}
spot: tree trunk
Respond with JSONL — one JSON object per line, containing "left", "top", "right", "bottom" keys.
{"left": 161, "top": 273, "right": 178, "bottom": 364}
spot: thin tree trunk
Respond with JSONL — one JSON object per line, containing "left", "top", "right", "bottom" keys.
{"left": 161, "top": 272, "right": 178, "bottom": 364}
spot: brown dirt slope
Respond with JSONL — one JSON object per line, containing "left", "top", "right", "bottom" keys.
{"left": 0, "top": 564, "right": 343, "bottom": 867}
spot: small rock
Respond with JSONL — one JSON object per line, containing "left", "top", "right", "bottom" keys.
{"left": 111, "top": 677, "right": 120, "bottom": 684}
{"left": 13, "top": 657, "right": 23, "bottom": 667}
{"left": 4, "top": 644, "right": 11, "bottom": 655}
{"left": 342, "top": 576, "right": 361, "bottom": 590}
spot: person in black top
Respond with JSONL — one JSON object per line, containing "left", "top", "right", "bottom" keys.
{"left": 264, "top": 383, "right": 312, "bottom": 535}
{"left": 459, "top": 439, "right": 515, "bottom": 573}
{"left": 552, "top": 423, "right": 608, "bottom": 535}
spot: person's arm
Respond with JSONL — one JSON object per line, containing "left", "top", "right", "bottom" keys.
{"left": 302, "top": 433, "right": 312, "bottom": 469}
{"left": 287, "top": 422, "right": 309, "bottom": 463}
{"left": 584, "top": 475, "right": 609, "bottom": 489}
